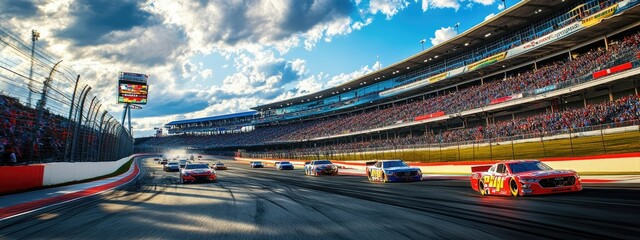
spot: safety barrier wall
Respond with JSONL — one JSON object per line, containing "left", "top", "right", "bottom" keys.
{"left": 42, "top": 156, "right": 132, "bottom": 186}
{"left": 0, "top": 154, "right": 149, "bottom": 195}
{"left": 0, "top": 165, "right": 45, "bottom": 194}
{"left": 236, "top": 152, "right": 640, "bottom": 175}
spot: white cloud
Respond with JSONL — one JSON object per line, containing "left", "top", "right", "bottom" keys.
{"left": 420, "top": 0, "right": 461, "bottom": 11}
{"left": 200, "top": 69, "right": 213, "bottom": 79}
{"left": 484, "top": 13, "right": 496, "bottom": 21}
{"left": 326, "top": 60, "right": 382, "bottom": 86}
{"left": 0, "top": 0, "right": 419, "bottom": 137}
{"left": 429, "top": 26, "right": 457, "bottom": 46}
{"left": 473, "top": 0, "right": 495, "bottom": 5}
{"left": 369, "top": 0, "right": 410, "bottom": 19}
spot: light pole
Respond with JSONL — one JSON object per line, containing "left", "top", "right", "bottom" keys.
{"left": 27, "top": 29, "right": 40, "bottom": 108}
{"left": 502, "top": 0, "right": 506, "bottom": 9}
{"left": 454, "top": 23, "right": 460, "bottom": 33}
{"left": 419, "top": 39, "right": 426, "bottom": 51}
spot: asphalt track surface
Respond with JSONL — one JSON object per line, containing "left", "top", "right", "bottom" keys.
{"left": 1, "top": 156, "right": 639, "bottom": 240}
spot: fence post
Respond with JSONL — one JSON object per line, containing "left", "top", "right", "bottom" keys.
{"left": 80, "top": 96, "right": 97, "bottom": 162}
{"left": 97, "top": 115, "right": 110, "bottom": 161}
{"left": 489, "top": 138, "right": 493, "bottom": 160}
{"left": 600, "top": 127, "right": 607, "bottom": 154}
{"left": 511, "top": 139, "right": 516, "bottom": 160}
{"left": 541, "top": 135, "right": 547, "bottom": 158}
{"left": 64, "top": 80, "right": 83, "bottom": 161}
{"left": 88, "top": 104, "right": 102, "bottom": 161}
{"left": 568, "top": 129, "right": 575, "bottom": 157}
{"left": 70, "top": 87, "right": 91, "bottom": 162}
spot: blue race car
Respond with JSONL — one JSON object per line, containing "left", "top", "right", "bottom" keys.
{"left": 275, "top": 161, "right": 294, "bottom": 170}
{"left": 366, "top": 160, "right": 422, "bottom": 183}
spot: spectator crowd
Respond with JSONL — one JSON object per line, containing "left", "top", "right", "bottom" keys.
{"left": 137, "top": 31, "right": 640, "bottom": 152}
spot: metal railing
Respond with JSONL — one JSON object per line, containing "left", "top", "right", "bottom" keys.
{"left": 0, "top": 28, "right": 133, "bottom": 165}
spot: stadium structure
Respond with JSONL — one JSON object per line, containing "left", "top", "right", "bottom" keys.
{"left": 136, "top": 0, "right": 640, "bottom": 161}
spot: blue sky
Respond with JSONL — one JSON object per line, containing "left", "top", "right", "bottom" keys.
{"left": 1, "top": 0, "right": 509, "bottom": 137}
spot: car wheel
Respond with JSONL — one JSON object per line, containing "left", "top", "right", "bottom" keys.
{"left": 478, "top": 180, "right": 487, "bottom": 195}
{"left": 314, "top": 170, "right": 320, "bottom": 176}
{"left": 510, "top": 179, "right": 520, "bottom": 197}
{"left": 382, "top": 173, "right": 389, "bottom": 183}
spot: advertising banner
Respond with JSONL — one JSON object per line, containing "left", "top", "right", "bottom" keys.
{"left": 414, "top": 111, "right": 445, "bottom": 121}
{"left": 534, "top": 85, "right": 557, "bottom": 94}
{"left": 379, "top": 78, "right": 430, "bottom": 97}
{"left": 466, "top": 52, "right": 507, "bottom": 72}
{"left": 581, "top": 4, "right": 618, "bottom": 28}
{"left": 428, "top": 72, "right": 449, "bottom": 83}
{"left": 592, "top": 62, "right": 633, "bottom": 79}
{"left": 507, "top": 22, "right": 583, "bottom": 58}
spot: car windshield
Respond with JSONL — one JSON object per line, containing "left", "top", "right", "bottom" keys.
{"left": 254, "top": 162, "right": 262, "bottom": 164}
{"left": 185, "top": 164, "right": 209, "bottom": 169}
{"left": 280, "top": 162, "right": 291, "bottom": 164}
{"left": 383, "top": 161, "right": 408, "bottom": 168}
{"left": 179, "top": 160, "right": 187, "bottom": 164}
{"left": 216, "top": 163, "right": 224, "bottom": 165}
{"left": 314, "top": 160, "right": 332, "bottom": 164}
{"left": 167, "top": 162, "right": 178, "bottom": 166}
{"left": 508, "top": 161, "right": 552, "bottom": 173}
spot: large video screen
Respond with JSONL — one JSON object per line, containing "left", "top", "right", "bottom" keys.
{"left": 118, "top": 83, "right": 148, "bottom": 104}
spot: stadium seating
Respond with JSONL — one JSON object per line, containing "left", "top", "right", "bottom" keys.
{"left": 138, "top": 31, "right": 640, "bottom": 150}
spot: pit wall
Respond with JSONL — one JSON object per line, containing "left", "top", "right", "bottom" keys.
{"left": 0, "top": 154, "right": 148, "bottom": 195}
{"left": 235, "top": 152, "right": 640, "bottom": 175}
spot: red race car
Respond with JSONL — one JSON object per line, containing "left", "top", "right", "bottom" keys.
{"left": 180, "top": 163, "right": 217, "bottom": 183}
{"left": 470, "top": 160, "right": 582, "bottom": 197}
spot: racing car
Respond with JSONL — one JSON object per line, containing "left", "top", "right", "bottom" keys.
{"left": 180, "top": 162, "right": 217, "bottom": 183}
{"left": 304, "top": 160, "right": 338, "bottom": 176}
{"left": 275, "top": 161, "right": 294, "bottom": 170}
{"left": 366, "top": 160, "right": 422, "bottom": 182}
{"left": 213, "top": 161, "right": 227, "bottom": 170}
{"left": 163, "top": 161, "right": 180, "bottom": 172}
{"left": 250, "top": 161, "right": 265, "bottom": 168}
{"left": 470, "top": 160, "right": 582, "bottom": 197}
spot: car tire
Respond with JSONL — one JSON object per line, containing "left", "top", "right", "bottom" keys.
{"left": 479, "top": 179, "right": 486, "bottom": 195}
{"left": 510, "top": 179, "right": 520, "bottom": 197}
{"left": 314, "top": 170, "right": 320, "bottom": 176}
{"left": 382, "top": 173, "right": 389, "bottom": 183}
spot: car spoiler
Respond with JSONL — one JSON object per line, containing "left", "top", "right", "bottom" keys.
{"left": 471, "top": 165, "right": 492, "bottom": 173}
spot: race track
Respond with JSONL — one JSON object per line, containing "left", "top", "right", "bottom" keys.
{"left": 1, "top": 156, "right": 639, "bottom": 240}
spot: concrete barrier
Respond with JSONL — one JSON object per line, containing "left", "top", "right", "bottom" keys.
{"left": 0, "top": 154, "right": 152, "bottom": 195}
{"left": 0, "top": 165, "right": 45, "bottom": 195}
{"left": 237, "top": 152, "right": 640, "bottom": 175}
{"left": 42, "top": 157, "right": 132, "bottom": 186}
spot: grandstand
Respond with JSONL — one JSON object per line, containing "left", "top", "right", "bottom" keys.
{"left": 135, "top": 0, "right": 640, "bottom": 161}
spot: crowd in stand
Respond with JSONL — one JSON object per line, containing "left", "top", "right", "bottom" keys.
{"left": 267, "top": 94, "right": 640, "bottom": 156}
{"left": 0, "top": 95, "right": 68, "bottom": 165}
{"left": 138, "top": 31, "right": 640, "bottom": 150}
{"left": 266, "top": 31, "right": 640, "bottom": 141}
{"left": 140, "top": 93, "right": 640, "bottom": 151}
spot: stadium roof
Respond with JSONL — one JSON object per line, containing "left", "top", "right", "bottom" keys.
{"left": 253, "top": 0, "right": 575, "bottom": 111}
{"left": 165, "top": 111, "right": 258, "bottom": 126}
